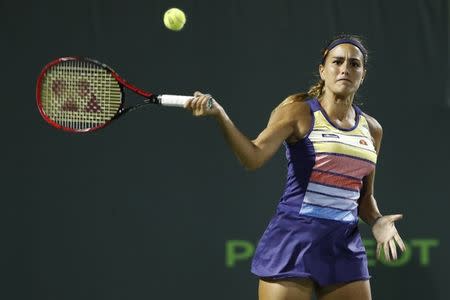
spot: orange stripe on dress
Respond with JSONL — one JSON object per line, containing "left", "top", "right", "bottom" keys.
{"left": 314, "top": 153, "right": 375, "bottom": 179}
{"left": 310, "top": 170, "right": 362, "bottom": 191}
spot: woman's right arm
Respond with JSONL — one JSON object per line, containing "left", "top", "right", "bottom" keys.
{"left": 185, "top": 92, "right": 305, "bottom": 170}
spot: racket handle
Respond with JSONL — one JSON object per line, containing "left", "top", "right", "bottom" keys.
{"left": 157, "top": 95, "right": 193, "bottom": 107}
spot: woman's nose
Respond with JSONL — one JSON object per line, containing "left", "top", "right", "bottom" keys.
{"left": 340, "top": 61, "right": 350, "bottom": 74}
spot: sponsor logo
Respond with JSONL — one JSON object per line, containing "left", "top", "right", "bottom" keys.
{"left": 322, "top": 133, "right": 340, "bottom": 139}
{"left": 225, "top": 238, "right": 439, "bottom": 268}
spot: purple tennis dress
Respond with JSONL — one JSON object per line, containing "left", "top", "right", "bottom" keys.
{"left": 251, "top": 98, "right": 377, "bottom": 287}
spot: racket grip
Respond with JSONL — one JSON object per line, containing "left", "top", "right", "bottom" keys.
{"left": 157, "top": 95, "right": 193, "bottom": 107}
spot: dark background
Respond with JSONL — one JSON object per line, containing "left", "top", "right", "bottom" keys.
{"left": 1, "top": 0, "right": 449, "bottom": 299}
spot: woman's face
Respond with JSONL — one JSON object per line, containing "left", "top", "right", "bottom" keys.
{"left": 319, "top": 43, "right": 366, "bottom": 97}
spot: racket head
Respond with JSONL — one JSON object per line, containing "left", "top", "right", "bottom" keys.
{"left": 36, "top": 57, "right": 125, "bottom": 133}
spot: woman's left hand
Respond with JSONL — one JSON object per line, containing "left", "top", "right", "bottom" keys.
{"left": 371, "top": 214, "right": 406, "bottom": 261}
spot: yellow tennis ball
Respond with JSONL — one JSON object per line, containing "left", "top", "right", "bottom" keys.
{"left": 163, "top": 8, "right": 186, "bottom": 31}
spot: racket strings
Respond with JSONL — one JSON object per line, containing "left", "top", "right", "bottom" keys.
{"left": 40, "top": 60, "right": 122, "bottom": 130}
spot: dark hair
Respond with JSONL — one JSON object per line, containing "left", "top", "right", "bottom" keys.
{"left": 276, "top": 34, "right": 368, "bottom": 109}
{"left": 321, "top": 34, "right": 368, "bottom": 66}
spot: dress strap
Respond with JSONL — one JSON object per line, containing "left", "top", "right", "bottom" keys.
{"left": 306, "top": 98, "right": 321, "bottom": 112}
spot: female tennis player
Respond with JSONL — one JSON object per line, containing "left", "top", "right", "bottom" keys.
{"left": 185, "top": 34, "right": 405, "bottom": 300}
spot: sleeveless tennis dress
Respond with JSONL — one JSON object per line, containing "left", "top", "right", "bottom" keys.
{"left": 251, "top": 98, "right": 377, "bottom": 287}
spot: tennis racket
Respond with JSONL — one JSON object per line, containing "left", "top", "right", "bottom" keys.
{"left": 36, "top": 57, "right": 212, "bottom": 133}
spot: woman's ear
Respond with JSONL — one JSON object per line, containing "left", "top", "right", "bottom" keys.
{"left": 361, "top": 69, "right": 367, "bottom": 85}
{"left": 319, "top": 64, "right": 325, "bottom": 81}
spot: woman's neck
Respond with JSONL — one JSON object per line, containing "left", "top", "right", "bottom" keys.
{"left": 319, "top": 92, "right": 355, "bottom": 121}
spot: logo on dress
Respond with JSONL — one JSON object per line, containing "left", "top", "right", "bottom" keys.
{"left": 359, "top": 139, "right": 368, "bottom": 146}
{"left": 322, "top": 133, "right": 340, "bottom": 138}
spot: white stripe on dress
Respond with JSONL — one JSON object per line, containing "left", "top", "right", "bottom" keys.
{"left": 307, "top": 182, "right": 360, "bottom": 201}
{"left": 308, "top": 130, "right": 375, "bottom": 152}
{"left": 299, "top": 203, "right": 357, "bottom": 222}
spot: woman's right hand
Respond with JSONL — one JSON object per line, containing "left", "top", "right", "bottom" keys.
{"left": 184, "top": 91, "right": 222, "bottom": 118}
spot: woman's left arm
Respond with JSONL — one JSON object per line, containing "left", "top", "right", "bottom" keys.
{"left": 358, "top": 113, "right": 406, "bottom": 261}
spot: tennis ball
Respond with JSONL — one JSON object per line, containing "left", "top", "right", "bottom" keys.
{"left": 163, "top": 8, "right": 186, "bottom": 31}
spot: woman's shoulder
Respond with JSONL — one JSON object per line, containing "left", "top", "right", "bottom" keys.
{"left": 362, "top": 111, "right": 383, "bottom": 139}
{"left": 273, "top": 93, "right": 312, "bottom": 119}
